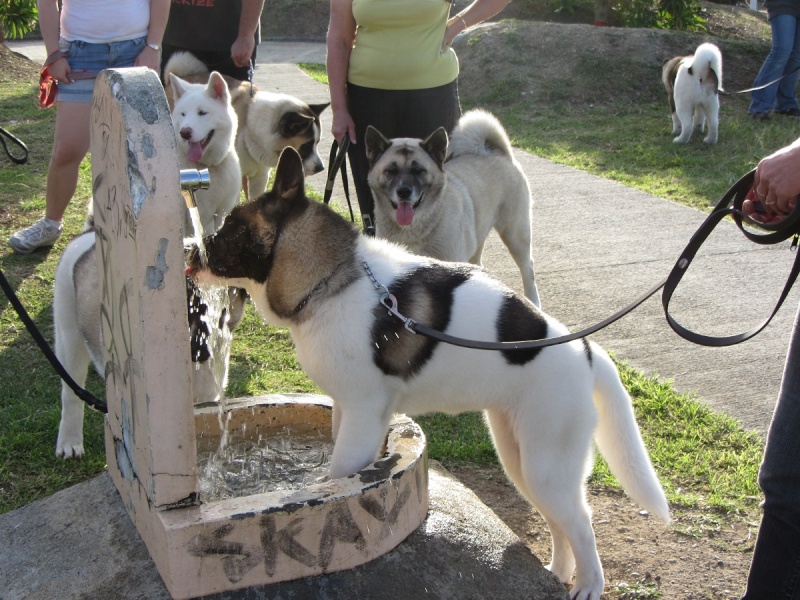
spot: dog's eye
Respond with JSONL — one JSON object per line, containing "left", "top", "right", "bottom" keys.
{"left": 385, "top": 167, "right": 399, "bottom": 177}
{"left": 410, "top": 166, "right": 425, "bottom": 176}
{"left": 198, "top": 110, "right": 207, "bottom": 116}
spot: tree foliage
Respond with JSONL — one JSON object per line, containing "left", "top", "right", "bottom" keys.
{"left": 0, "top": 0, "right": 38, "bottom": 44}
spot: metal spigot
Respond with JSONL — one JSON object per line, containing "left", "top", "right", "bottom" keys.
{"left": 180, "top": 168, "right": 210, "bottom": 209}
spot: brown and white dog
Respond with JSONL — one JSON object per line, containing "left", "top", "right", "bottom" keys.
{"left": 662, "top": 42, "right": 723, "bottom": 144}
{"left": 186, "top": 147, "right": 669, "bottom": 600}
{"left": 164, "top": 51, "right": 328, "bottom": 200}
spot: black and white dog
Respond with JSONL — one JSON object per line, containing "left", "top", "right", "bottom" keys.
{"left": 185, "top": 148, "right": 669, "bottom": 600}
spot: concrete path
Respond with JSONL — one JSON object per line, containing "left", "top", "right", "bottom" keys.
{"left": 8, "top": 39, "right": 795, "bottom": 435}
{"left": 252, "top": 44, "right": 796, "bottom": 438}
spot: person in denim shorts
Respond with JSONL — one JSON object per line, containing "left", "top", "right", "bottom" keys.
{"left": 8, "top": 0, "right": 170, "bottom": 255}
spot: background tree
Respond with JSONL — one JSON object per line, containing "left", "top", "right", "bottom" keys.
{"left": 0, "top": 0, "right": 38, "bottom": 46}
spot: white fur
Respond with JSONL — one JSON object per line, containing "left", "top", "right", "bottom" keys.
{"left": 370, "top": 109, "right": 541, "bottom": 307}
{"left": 54, "top": 233, "right": 236, "bottom": 459}
{"left": 164, "top": 51, "right": 327, "bottom": 201}
{"left": 169, "top": 71, "right": 241, "bottom": 236}
{"left": 669, "top": 43, "right": 723, "bottom": 144}
{"left": 195, "top": 233, "right": 669, "bottom": 600}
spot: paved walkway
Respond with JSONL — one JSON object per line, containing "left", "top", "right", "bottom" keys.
{"left": 9, "top": 39, "right": 796, "bottom": 436}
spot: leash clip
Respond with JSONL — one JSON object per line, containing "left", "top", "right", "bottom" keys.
{"left": 379, "top": 292, "right": 417, "bottom": 334}
{"left": 792, "top": 234, "right": 798, "bottom": 252}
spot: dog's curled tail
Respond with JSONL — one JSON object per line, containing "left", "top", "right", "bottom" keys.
{"left": 446, "top": 109, "right": 514, "bottom": 160}
{"left": 164, "top": 51, "right": 210, "bottom": 81}
{"left": 590, "top": 342, "right": 670, "bottom": 524}
{"left": 690, "top": 42, "right": 723, "bottom": 90}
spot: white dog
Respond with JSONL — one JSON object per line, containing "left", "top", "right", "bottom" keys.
{"left": 53, "top": 222, "right": 245, "bottom": 459}
{"left": 366, "top": 110, "right": 540, "bottom": 307}
{"left": 164, "top": 51, "right": 328, "bottom": 201}
{"left": 186, "top": 148, "right": 670, "bottom": 600}
{"left": 662, "top": 42, "right": 723, "bottom": 144}
{"left": 168, "top": 71, "right": 241, "bottom": 236}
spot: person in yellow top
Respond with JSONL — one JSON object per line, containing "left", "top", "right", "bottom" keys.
{"left": 327, "top": 0, "right": 512, "bottom": 234}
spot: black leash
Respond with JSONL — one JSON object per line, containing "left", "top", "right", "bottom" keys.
{"left": 324, "top": 137, "right": 377, "bottom": 235}
{"left": 663, "top": 170, "right": 800, "bottom": 346}
{"left": 324, "top": 137, "right": 355, "bottom": 223}
{"left": 367, "top": 170, "right": 800, "bottom": 350}
{"left": 0, "top": 127, "right": 29, "bottom": 165}
{"left": 0, "top": 268, "right": 107, "bottom": 413}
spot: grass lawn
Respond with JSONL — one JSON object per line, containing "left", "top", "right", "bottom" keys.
{"left": 0, "top": 48, "right": 767, "bottom": 520}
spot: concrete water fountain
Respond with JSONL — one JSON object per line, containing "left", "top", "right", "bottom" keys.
{"left": 90, "top": 67, "right": 428, "bottom": 599}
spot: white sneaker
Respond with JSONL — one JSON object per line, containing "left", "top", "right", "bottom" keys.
{"left": 8, "top": 218, "right": 63, "bottom": 254}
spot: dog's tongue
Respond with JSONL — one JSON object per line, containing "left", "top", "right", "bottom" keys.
{"left": 395, "top": 202, "right": 415, "bottom": 226}
{"left": 187, "top": 141, "right": 204, "bottom": 163}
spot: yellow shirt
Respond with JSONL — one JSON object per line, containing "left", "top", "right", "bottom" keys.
{"left": 349, "top": 0, "right": 460, "bottom": 90}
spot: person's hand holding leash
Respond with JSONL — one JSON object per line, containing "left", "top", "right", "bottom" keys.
{"left": 747, "top": 140, "right": 800, "bottom": 224}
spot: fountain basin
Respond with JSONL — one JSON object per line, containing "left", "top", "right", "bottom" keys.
{"left": 114, "top": 394, "right": 428, "bottom": 599}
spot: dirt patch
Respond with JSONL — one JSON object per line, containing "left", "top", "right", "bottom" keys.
{"left": 0, "top": 44, "right": 40, "bottom": 83}
{"left": 452, "top": 464, "right": 756, "bottom": 599}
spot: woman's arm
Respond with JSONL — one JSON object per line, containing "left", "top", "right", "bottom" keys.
{"left": 327, "top": 0, "right": 357, "bottom": 144}
{"left": 136, "top": 0, "right": 170, "bottom": 70}
{"left": 444, "top": 0, "right": 512, "bottom": 47}
{"left": 231, "top": 0, "right": 265, "bottom": 68}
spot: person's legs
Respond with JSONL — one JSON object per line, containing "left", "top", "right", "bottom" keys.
{"left": 741, "top": 303, "right": 800, "bottom": 599}
{"left": 750, "top": 14, "right": 797, "bottom": 115}
{"left": 8, "top": 101, "right": 90, "bottom": 254}
{"left": 45, "top": 102, "right": 92, "bottom": 222}
{"left": 776, "top": 17, "right": 800, "bottom": 113}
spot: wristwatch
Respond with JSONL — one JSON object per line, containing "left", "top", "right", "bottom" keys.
{"left": 147, "top": 43, "right": 161, "bottom": 51}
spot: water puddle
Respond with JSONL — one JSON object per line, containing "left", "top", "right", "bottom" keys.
{"left": 197, "top": 425, "right": 334, "bottom": 502}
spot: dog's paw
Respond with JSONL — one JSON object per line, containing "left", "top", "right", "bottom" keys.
{"left": 568, "top": 578, "right": 604, "bottom": 600}
{"left": 703, "top": 136, "right": 718, "bottom": 145}
{"left": 672, "top": 136, "right": 690, "bottom": 144}
{"left": 55, "top": 440, "right": 85, "bottom": 459}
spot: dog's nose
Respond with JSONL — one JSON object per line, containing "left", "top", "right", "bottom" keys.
{"left": 397, "top": 186, "right": 412, "bottom": 200}
{"left": 180, "top": 128, "right": 193, "bottom": 141}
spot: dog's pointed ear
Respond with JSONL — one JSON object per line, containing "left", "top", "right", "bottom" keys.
{"left": 168, "top": 73, "right": 189, "bottom": 103}
{"left": 421, "top": 127, "right": 448, "bottom": 169}
{"left": 365, "top": 126, "right": 391, "bottom": 167}
{"left": 309, "top": 102, "right": 329, "bottom": 117}
{"left": 279, "top": 111, "right": 315, "bottom": 137}
{"left": 271, "top": 147, "right": 305, "bottom": 204}
{"left": 206, "top": 71, "right": 231, "bottom": 104}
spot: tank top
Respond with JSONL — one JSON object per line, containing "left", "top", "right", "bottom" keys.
{"left": 349, "top": 0, "right": 459, "bottom": 90}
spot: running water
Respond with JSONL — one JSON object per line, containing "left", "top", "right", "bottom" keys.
{"left": 197, "top": 425, "right": 334, "bottom": 502}
{"left": 187, "top": 205, "right": 207, "bottom": 267}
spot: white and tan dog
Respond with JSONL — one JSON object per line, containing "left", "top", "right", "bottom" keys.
{"left": 164, "top": 52, "right": 328, "bottom": 200}
{"left": 168, "top": 70, "right": 242, "bottom": 236}
{"left": 186, "top": 148, "right": 670, "bottom": 600}
{"left": 53, "top": 219, "right": 246, "bottom": 459}
{"left": 366, "top": 110, "right": 540, "bottom": 307}
{"left": 662, "top": 42, "right": 723, "bottom": 144}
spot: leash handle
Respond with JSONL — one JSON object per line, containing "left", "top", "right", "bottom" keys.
{"left": 0, "top": 127, "right": 29, "bottom": 165}
{"left": 0, "top": 268, "right": 107, "bottom": 413}
{"left": 662, "top": 170, "right": 800, "bottom": 346}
